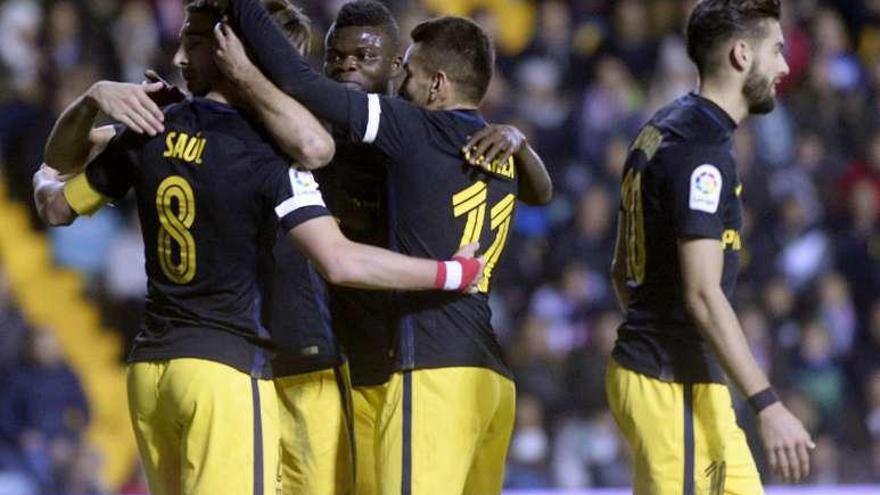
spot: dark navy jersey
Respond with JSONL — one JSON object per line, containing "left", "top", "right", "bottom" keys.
{"left": 316, "top": 143, "right": 395, "bottom": 386}
{"left": 612, "top": 93, "right": 743, "bottom": 383}
{"left": 65, "top": 98, "right": 330, "bottom": 377}
{"left": 260, "top": 225, "right": 342, "bottom": 377}
{"left": 229, "top": 0, "right": 518, "bottom": 378}
{"left": 354, "top": 102, "right": 518, "bottom": 379}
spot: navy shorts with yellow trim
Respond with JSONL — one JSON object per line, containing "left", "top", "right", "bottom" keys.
{"left": 376, "top": 367, "right": 515, "bottom": 495}
{"left": 127, "top": 358, "right": 279, "bottom": 495}
{"left": 606, "top": 358, "right": 763, "bottom": 495}
{"left": 274, "top": 365, "right": 354, "bottom": 495}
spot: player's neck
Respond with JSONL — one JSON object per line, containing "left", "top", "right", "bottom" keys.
{"left": 429, "top": 102, "right": 478, "bottom": 112}
{"left": 698, "top": 77, "right": 748, "bottom": 124}
{"left": 426, "top": 95, "right": 478, "bottom": 112}
{"left": 204, "top": 86, "right": 247, "bottom": 111}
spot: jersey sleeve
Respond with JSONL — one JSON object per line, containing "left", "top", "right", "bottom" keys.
{"left": 348, "top": 94, "right": 426, "bottom": 158}
{"left": 63, "top": 126, "right": 137, "bottom": 216}
{"left": 669, "top": 145, "right": 733, "bottom": 240}
{"left": 264, "top": 163, "right": 332, "bottom": 232}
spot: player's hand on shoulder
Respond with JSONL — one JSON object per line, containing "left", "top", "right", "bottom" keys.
{"left": 757, "top": 402, "right": 815, "bottom": 484}
{"left": 462, "top": 124, "right": 526, "bottom": 171}
{"left": 143, "top": 69, "right": 186, "bottom": 107}
{"left": 86, "top": 80, "right": 165, "bottom": 136}
{"left": 213, "top": 21, "right": 259, "bottom": 86}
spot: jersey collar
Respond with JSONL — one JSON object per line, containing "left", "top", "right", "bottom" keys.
{"left": 688, "top": 92, "right": 737, "bottom": 133}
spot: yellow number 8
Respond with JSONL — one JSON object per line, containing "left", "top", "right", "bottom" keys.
{"left": 156, "top": 176, "right": 196, "bottom": 284}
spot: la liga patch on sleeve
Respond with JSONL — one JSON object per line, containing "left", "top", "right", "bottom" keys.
{"left": 689, "top": 164, "right": 722, "bottom": 213}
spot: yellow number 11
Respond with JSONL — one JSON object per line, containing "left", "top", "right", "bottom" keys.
{"left": 452, "top": 181, "right": 516, "bottom": 293}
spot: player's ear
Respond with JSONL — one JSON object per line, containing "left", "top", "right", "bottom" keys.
{"left": 390, "top": 55, "right": 403, "bottom": 78}
{"left": 730, "top": 40, "right": 751, "bottom": 73}
{"left": 428, "top": 70, "right": 445, "bottom": 104}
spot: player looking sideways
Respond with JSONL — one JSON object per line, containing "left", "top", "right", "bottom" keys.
{"left": 607, "top": 1, "right": 814, "bottom": 493}
{"left": 31, "top": 2, "right": 484, "bottom": 494}
{"left": 212, "top": 1, "right": 552, "bottom": 493}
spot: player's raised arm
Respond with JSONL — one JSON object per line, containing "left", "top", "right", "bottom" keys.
{"left": 44, "top": 81, "right": 165, "bottom": 174}
{"left": 212, "top": 19, "right": 334, "bottom": 170}
{"left": 36, "top": 125, "right": 139, "bottom": 228}
{"left": 288, "top": 216, "right": 484, "bottom": 292}
{"left": 463, "top": 124, "right": 553, "bottom": 205}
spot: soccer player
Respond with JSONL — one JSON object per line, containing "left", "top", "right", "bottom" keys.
{"left": 31, "top": 3, "right": 484, "bottom": 494}
{"left": 607, "top": 1, "right": 814, "bottom": 493}
{"left": 216, "top": 1, "right": 552, "bottom": 493}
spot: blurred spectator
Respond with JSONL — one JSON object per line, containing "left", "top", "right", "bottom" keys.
{"left": 505, "top": 395, "right": 551, "bottom": 489}
{"left": 513, "top": 56, "right": 576, "bottom": 165}
{"left": 791, "top": 318, "right": 845, "bottom": 429}
{"left": 577, "top": 56, "right": 643, "bottom": 165}
{"left": 835, "top": 180, "right": 880, "bottom": 323}
{"left": 553, "top": 311, "right": 628, "bottom": 488}
{"left": 552, "top": 409, "right": 628, "bottom": 489}
{"left": 0, "top": 269, "right": 29, "bottom": 376}
{"left": 509, "top": 317, "right": 567, "bottom": 413}
{"left": 111, "top": 0, "right": 160, "bottom": 83}
{"left": 852, "top": 300, "right": 880, "bottom": 387}
{"left": 740, "top": 303, "right": 773, "bottom": 374}
{"left": 547, "top": 183, "right": 615, "bottom": 277}
{"left": 601, "top": 0, "right": 657, "bottom": 84}
{"left": 774, "top": 195, "right": 832, "bottom": 292}
{"left": 815, "top": 272, "right": 858, "bottom": 358}
{"left": 0, "top": 327, "right": 89, "bottom": 494}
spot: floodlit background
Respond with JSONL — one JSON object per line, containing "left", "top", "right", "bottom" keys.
{"left": 0, "top": 0, "right": 879, "bottom": 493}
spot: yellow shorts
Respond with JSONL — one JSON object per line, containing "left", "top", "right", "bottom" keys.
{"left": 127, "top": 358, "right": 279, "bottom": 495}
{"left": 606, "top": 359, "right": 763, "bottom": 495}
{"left": 351, "top": 382, "right": 389, "bottom": 495}
{"left": 377, "top": 367, "right": 515, "bottom": 495}
{"left": 274, "top": 365, "right": 354, "bottom": 495}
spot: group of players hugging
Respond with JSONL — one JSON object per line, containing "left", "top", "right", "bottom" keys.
{"left": 32, "top": 0, "right": 816, "bottom": 494}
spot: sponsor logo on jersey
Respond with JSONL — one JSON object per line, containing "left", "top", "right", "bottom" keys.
{"left": 689, "top": 164, "right": 722, "bottom": 213}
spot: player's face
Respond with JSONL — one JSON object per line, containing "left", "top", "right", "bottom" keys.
{"left": 324, "top": 26, "right": 399, "bottom": 94}
{"left": 399, "top": 43, "right": 434, "bottom": 107}
{"left": 743, "top": 21, "right": 789, "bottom": 115}
{"left": 173, "top": 12, "right": 221, "bottom": 97}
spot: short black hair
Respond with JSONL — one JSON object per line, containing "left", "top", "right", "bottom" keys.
{"left": 331, "top": 0, "right": 400, "bottom": 50}
{"left": 686, "top": 0, "right": 781, "bottom": 77}
{"left": 410, "top": 16, "right": 494, "bottom": 105}
{"left": 262, "top": 0, "right": 312, "bottom": 54}
{"left": 185, "top": 0, "right": 223, "bottom": 22}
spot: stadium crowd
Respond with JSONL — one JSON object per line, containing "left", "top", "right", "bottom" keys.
{"left": 0, "top": 0, "right": 879, "bottom": 492}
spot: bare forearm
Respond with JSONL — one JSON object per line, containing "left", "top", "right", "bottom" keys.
{"left": 289, "top": 217, "right": 437, "bottom": 290}
{"left": 44, "top": 92, "right": 101, "bottom": 174}
{"left": 516, "top": 144, "right": 552, "bottom": 205}
{"left": 687, "top": 288, "right": 770, "bottom": 397}
{"left": 235, "top": 70, "right": 335, "bottom": 169}
{"left": 323, "top": 239, "right": 437, "bottom": 290}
